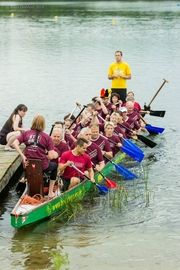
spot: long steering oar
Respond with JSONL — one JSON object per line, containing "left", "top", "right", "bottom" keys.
{"left": 117, "top": 122, "right": 157, "bottom": 148}
{"left": 146, "top": 78, "right": 169, "bottom": 108}
{"left": 92, "top": 162, "right": 117, "bottom": 188}
{"left": 100, "top": 134, "right": 144, "bottom": 162}
{"left": 103, "top": 155, "right": 138, "bottom": 180}
{"left": 71, "top": 164, "right": 109, "bottom": 193}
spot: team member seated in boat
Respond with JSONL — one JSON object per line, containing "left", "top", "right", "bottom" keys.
{"left": 103, "top": 122, "right": 122, "bottom": 156}
{"left": 109, "top": 112, "right": 127, "bottom": 139}
{"left": 126, "top": 101, "right": 146, "bottom": 130}
{"left": 59, "top": 138, "right": 95, "bottom": 191}
{"left": 54, "top": 121, "right": 74, "bottom": 149}
{"left": 89, "top": 123, "right": 113, "bottom": 160}
{"left": 124, "top": 92, "right": 150, "bottom": 116}
{"left": 123, "top": 91, "right": 142, "bottom": 112}
{"left": 110, "top": 92, "right": 123, "bottom": 113}
{"left": 0, "top": 104, "right": 28, "bottom": 151}
{"left": 100, "top": 88, "right": 112, "bottom": 115}
{"left": 78, "top": 127, "right": 105, "bottom": 171}
{"left": 12, "top": 115, "right": 58, "bottom": 199}
{"left": 119, "top": 107, "right": 141, "bottom": 136}
{"left": 51, "top": 128, "right": 69, "bottom": 164}
{"left": 91, "top": 96, "right": 109, "bottom": 123}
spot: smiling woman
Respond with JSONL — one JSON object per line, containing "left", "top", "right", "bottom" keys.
{"left": 0, "top": 104, "right": 28, "bottom": 151}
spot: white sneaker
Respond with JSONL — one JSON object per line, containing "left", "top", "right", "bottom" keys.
{"left": 4, "top": 147, "right": 15, "bottom": 151}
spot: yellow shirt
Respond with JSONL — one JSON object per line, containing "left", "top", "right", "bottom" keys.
{"left": 108, "top": 61, "right": 131, "bottom": 88}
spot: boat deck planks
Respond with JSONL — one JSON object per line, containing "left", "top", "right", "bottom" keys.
{"left": 0, "top": 145, "right": 25, "bottom": 193}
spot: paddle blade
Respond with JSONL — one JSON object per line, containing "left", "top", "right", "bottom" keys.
{"left": 150, "top": 110, "right": 166, "bottom": 117}
{"left": 104, "top": 177, "right": 117, "bottom": 188}
{"left": 145, "top": 125, "right": 165, "bottom": 134}
{"left": 137, "top": 134, "right": 157, "bottom": 148}
{"left": 114, "top": 163, "right": 138, "bottom": 180}
{"left": 121, "top": 145, "right": 144, "bottom": 162}
{"left": 95, "top": 183, "right": 109, "bottom": 193}
{"left": 122, "top": 138, "right": 144, "bottom": 154}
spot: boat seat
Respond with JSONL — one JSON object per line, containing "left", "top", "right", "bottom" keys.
{"left": 26, "top": 159, "right": 44, "bottom": 197}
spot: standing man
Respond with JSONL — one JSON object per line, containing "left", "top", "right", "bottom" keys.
{"left": 108, "top": 51, "right": 132, "bottom": 103}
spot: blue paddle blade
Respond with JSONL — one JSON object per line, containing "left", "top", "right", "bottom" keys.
{"left": 122, "top": 138, "right": 144, "bottom": 154}
{"left": 121, "top": 145, "right": 144, "bottom": 162}
{"left": 145, "top": 125, "right": 165, "bottom": 134}
{"left": 114, "top": 163, "right": 138, "bottom": 180}
{"left": 95, "top": 183, "right": 109, "bottom": 193}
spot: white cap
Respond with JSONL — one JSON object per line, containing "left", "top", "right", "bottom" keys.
{"left": 119, "top": 106, "right": 127, "bottom": 113}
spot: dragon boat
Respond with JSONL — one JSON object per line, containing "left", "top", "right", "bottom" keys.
{"left": 10, "top": 151, "right": 127, "bottom": 229}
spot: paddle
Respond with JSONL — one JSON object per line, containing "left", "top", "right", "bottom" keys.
{"left": 113, "top": 127, "right": 144, "bottom": 154}
{"left": 100, "top": 134, "right": 144, "bottom": 162}
{"left": 68, "top": 105, "right": 87, "bottom": 129}
{"left": 121, "top": 137, "right": 144, "bottom": 154}
{"left": 91, "top": 162, "right": 117, "bottom": 188}
{"left": 71, "top": 164, "right": 109, "bottom": 193}
{"left": 69, "top": 104, "right": 78, "bottom": 120}
{"left": 149, "top": 110, "right": 166, "bottom": 118}
{"left": 49, "top": 124, "right": 55, "bottom": 136}
{"left": 140, "top": 115, "right": 165, "bottom": 134}
{"left": 117, "top": 122, "right": 157, "bottom": 148}
{"left": 146, "top": 78, "right": 169, "bottom": 108}
{"left": 145, "top": 125, "right": 165, "bottom": 134}
{"left": 103, "top": 155, "right": 138, "bottom": 180}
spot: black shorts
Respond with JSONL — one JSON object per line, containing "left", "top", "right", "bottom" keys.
{"left": 0, "top": 135, "right": 7, "bottom": 145}
{"left": 61, "top": 176, "right": 84, "bottom": 191}
{"left": 111, "top": 88, "right": 127, "bottom": 104}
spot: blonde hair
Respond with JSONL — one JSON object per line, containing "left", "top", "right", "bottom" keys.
{"left": 31, "top": 115, "right": 46, "bottom": 131}
{"left": 110, "top": 112, "right": 120, "bottom": 120}
{"left": 104, "top": 121, "right": 114, "bottom": 129}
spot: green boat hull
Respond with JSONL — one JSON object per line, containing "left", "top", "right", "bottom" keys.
{"left": 11, "top": 151, "right": 126, "bottom": 228}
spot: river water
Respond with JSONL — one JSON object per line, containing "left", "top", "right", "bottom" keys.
{"left": 0, "top": 1, "right": 180, "bottom": 269}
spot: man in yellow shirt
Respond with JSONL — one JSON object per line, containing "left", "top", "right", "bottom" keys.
{"left": 108, "top": 51, "right": 132, "bottom": 103}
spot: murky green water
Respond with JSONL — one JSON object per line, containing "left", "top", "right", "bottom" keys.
{"left": 0, "top": 1, "right": 180, "bottom": 269}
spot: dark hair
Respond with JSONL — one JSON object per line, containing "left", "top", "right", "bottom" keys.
{"left": 115, "top": 50, "right": 122, "bottom": 56}
{"left": 92, "top": 97, "right": 101, "bottom": 105}
{"left": 64, "top": 113, "right": 76, "bottom": 121}
{"left": 110, "top": 93, "right": 120, "bottom": 103}
{"left": 76, "top": 138, "right": 88, "bottom": 147}
{"left": 7, "top": 104, "right": 28, "bottom": 129}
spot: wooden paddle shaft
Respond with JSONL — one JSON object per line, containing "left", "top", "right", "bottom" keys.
{"left": 147, "top": 78, "right": 168, "bottom": 107}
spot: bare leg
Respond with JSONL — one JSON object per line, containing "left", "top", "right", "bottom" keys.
{"left": 48, "top": 180, "right": 55, "bottom": 198}
{"left": 6, "top": 131, "right": 21, "bottom": 148}
{"left": 68, "top": 177, "right": 80, "bottom": 190}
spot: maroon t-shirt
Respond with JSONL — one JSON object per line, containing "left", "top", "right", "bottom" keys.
{"left": 127, "top": 110, "right": 141, "bottom": 122}
{"left": 86, "top": 142, "right": 104, "bottom": 165}
{"left": 104, "top": 134, "right": 122, "bottom": 156}
{"left": 125, "top": 117, "right": 141, "bottom": 131}
{"left": 17, "top": 130, "right": 54, "bottom": 170}
{"left": 91, "top": 135, "right": 112, "bottom": 152}
{"left": 52, "top": 141, "right": 69, "bottom": 164}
